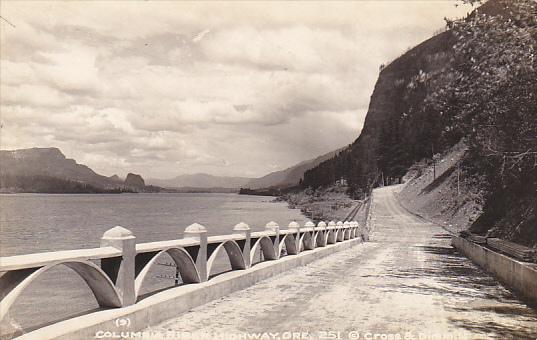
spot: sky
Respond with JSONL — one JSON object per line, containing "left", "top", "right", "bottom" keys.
{"left": 0, "top": 1, "right": 473, "bottom": 179}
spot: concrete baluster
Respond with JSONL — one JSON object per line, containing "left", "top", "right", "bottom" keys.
{"left": 343, "top": 221, "right": 350, "bottom": 240}
{"left": 304, "top": 221, "right": 315, "bottom": 249}
{"left": 328, "top": 221, "right": 336, "bottom": 244}
{"left": 234, "top": 222, "right": 251, "bottom": 269}
{"left": 317, "top": 221, "right": 327, "bottom": 246}
{"left": 100, "top": 226, "right": 136, "bottom": 306}
{"left": 337, "top": 221, "right": 344, "bottom": 242}
{"left": 184, "top": 223, "right": 208, "bottom": 282}
{"left": 265, "top": 221, "right": 280, "bottom": 259}
{"left": 288, "top": 221, "right": 301, "bottom": 253}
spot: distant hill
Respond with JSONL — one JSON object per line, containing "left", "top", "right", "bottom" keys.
{"left": 0, "top": 147, "right": 119, "bottom": 189}
{"left": 147, "top": 148, "right": 345, "bottom": 190}
{"left": 0, "top": 147, "right": 346, "bottom": 193}
{"left": 0, "top": 147, "right": 156, "bottom": 193}
{"left": 245, "top": 148, "right": 345, "bottom": 189}
{"left": 147, "top": 173, "right": 252, "bottom": 189}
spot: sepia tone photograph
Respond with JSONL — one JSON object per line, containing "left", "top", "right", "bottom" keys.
{"left": 0, "top": 0, "right": 536, "bottom": 339}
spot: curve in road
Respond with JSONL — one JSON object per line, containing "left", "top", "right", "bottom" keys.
{"left": 149, "top": 185, "right": 537, "bottom": 339}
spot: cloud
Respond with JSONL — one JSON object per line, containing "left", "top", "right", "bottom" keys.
{"left": 193, "top": 29, "right": 211, "bottom": 43}
{"left": 0, "top": 1, "right": 474, "bottom": 178}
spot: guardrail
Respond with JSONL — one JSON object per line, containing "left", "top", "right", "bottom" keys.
{"left": 459, "top": 231, "right": 537, "bottom": 263}
{"left": 0, "top": 219, "right": 365, "bottom": 324}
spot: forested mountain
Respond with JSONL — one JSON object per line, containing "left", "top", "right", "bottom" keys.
{"left": 148, "top": 148, "right": 344, "bottom": 190}
{"left": 246, "top": 148, "right": 344, "bottom": 189}
{"left": 0, "top": 148, "right": 156, "bottom": 193}
{"left": 302, "top": 0, "right": 536, "bottom": 245}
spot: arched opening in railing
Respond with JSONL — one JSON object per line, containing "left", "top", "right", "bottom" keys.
{"left": 326, "top": 230, "right": 337, "bottom": 244}
{"left": 0, "top": 260, "right": 121, "bottom": 334}
{"left": 279, "top": 234, "right": 298, "bottom": 257}
{"left": 134, "top": 247, "right": 200, "bottom": 300}
{"left": 336, "top": 229, "right": 345, "bottom": 242}
{"left": 250, "top": 237, "right": 276, "bottom": 265}
{"left": 315, "top": 231, "right": 326, "bottom": 247}
{"left": 207, "top": 240, "right": 246, "bottom": 277}
{"left": 299, "top": 232, "right": 314, "bottom": 252}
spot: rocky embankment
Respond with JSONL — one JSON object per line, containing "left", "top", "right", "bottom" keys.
{"left": 395, "top": 141, "right": 484, "bottom": 235}
{"left": 279, "top": 185, "right": 360, "bottom": 222}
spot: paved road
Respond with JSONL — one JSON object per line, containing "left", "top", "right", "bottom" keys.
{"left": 150, "top": 186, "right": 537, "bottom": 340}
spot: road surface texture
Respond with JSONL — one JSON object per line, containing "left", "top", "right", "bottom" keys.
{"left": 149, "top": 186, "right": 537, "bottom": 340}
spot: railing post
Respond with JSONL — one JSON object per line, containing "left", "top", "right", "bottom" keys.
{"left": 304, "top": 221, "right": 315, "bottom": 249}
{"left": 234, "top": 222, "right": 251, "bottom": 269}
{"left": 328, "top": 221, "right": 336, "bottom": 244}
{"left": 317, "top": 221, "right": 327, "bottom": 247}
{"left": 337, "top": 221, "right": 344, "bottom": 242}
{"left": 288, "top": 221, "right": 301, "bottom": 253}
{"left": 100, "top": 226, "right": 136, "bottom": 306}
{"left": 343, "top": 221, "right": 350, "bottom": 240}
{"left": 265, "top": 221, "right": 280, "bottom": 259}
{"left": 184, "top": 223, "right": 208, "bottom": 282}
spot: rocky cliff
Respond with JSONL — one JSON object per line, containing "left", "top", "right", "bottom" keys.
{"left": 302, "top": 0, "right": 536, "bottom": 246}
{"left": 124, "top": 173, "right": 145, "bottom": 188}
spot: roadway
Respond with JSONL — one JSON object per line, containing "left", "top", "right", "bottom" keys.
{"left": 149, "top": 185, "right": 537, "bottom": 339}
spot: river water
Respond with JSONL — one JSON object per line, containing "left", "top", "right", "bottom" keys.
{"left": 0, "top": 193, "right": 307, "bottom": 336}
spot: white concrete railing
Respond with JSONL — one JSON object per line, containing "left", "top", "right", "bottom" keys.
{"left": 0, "top": 220, "right": 365, "bottom": 324}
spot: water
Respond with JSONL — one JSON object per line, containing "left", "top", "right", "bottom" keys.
{"left": 0, "top": 193, "right": 306, "bottom": 256}
{"left": 0, "top": 193, "right": 307, "bottom": 336}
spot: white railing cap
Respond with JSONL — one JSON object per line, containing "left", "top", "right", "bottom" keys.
{"left": 102, "top": 226, "right": 135, "bottom": 240}
{"left": 233, "top": 222, "right": 250, "bottom": 231}
{"left": 184, "top": 223, "right": 207, "bottom": 234}
{"left": 288, "top": 221, "right": 300, "bottom": 229}
{"left": 266, "top": 221, "right": 279, "bottom": 229}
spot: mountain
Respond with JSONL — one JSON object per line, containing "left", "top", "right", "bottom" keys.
{"left": 109, "top": 174, "right": 122, "bottom": 182}
{"left": 124, "top": 173, "right": 145, "bottom": 188}
{"left": 0, "top": 147, "right": 118, "bottom": 189}
{"left": 245, "top": 148, "right": 344, "bottom": 189}
{"left": 301, "top": 0, "right": 536, "bottom": 246}
{"left": 147, "top": 148, "right": 345, "bottom": 190}
{"left": 0, "top": 147, "right": 158, "bottom": 193}
{"left": 147, "top": 173, "right": 252, "bottom": 189}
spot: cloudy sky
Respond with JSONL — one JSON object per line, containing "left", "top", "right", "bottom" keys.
{"left": 0, "top": 1, "right": 473, "bottom": 179}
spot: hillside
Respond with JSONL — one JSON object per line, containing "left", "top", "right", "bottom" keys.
{"left": 148, "top": 147, "right": 343, "bottom": 190}
{"left": 302, "top": 0, "right": 536, "bottom": 246}
{"left": 246, "top": 148, "right": 344, "bottom": 189}
{"left": 0, "top": 148, "right": 121, "bottom": 189}
{"left": 0, "top": 147, "right": 157, "bottom": 193}
{"left": 147, "top": 173, "right": 252, "bottom": 189}
{"left": 395, "top": 141, "right": 485, "bottom": 235}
